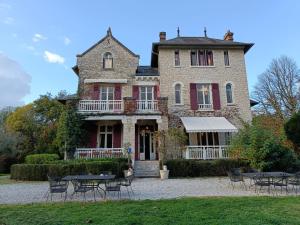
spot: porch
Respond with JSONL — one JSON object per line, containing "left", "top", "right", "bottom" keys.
{"left": 181, "top": 117, "right": 238, "bottom": 160}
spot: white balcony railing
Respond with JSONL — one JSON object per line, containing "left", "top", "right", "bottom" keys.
{"left": 185, "top": 146, "right": 229, "bottom": 160}
{"left": 198, "top": 103, "right": 213, "bottom": 111}
{"left": 78, "top": 100, "right": 123, "bottom": 112}
{"left": 74, "top": 148, "right": 124, "bottom": 159}
{"left": 136, "top": 100, "right": 158, "bottom": 112}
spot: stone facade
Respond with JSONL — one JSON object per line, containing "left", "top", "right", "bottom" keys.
{"left": 158, "top": 48, "right": 252, "bottom": 128}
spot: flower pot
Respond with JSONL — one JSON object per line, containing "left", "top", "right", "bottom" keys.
{"left": 160, "top": 170, "right": 169, "bottom": 180}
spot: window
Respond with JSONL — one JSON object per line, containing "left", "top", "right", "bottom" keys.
{"left": 197, "top": 84, "right": 211, "bottom": 105}
{"left": 226, "top": 83, "right": 233, "bottom": 104}
{"left": 190, "top": 50, "right": 214, "bottom": 66}
{"left": 224, "top": 51, "right": 230, "bottom": 66}
{"left": 175, "top": 83, "right": 181, "bottom": 104}
{"left": 174, "top": 50, "right": 180, "bottom": 66}
{"left": 140, "top": 86, "right": 153, "bottom": 101}
{"left": 99, "top": 125, "right": 113, "bottom": 148}
{"left": 100, "top": 86, "right": 114, "bottom": 101}
{"left": 103, "top": 52, "right": 113, "bottom": 69}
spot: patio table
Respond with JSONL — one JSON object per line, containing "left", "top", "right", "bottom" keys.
{"left": 242, "top": 172, "right": 293, "bottom": 179}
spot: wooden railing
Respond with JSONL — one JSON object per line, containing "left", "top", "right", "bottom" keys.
{"left": 198, "top": 103, "right": 213, "bottom": 111}
{"left": 78, "top": 100, "right": 123, "bottom": 112}
{"left": 185, "top": 146, "right": 229, "bottom": 160}
{"left": 75, "top": 148, "right": 124, "bottom": 159}
{"left": 136, "top": 100, "right": 158, "bottom": 112}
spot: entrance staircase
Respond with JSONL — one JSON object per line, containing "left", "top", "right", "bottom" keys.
{"left": 134, "top": 160, "right": 160, "bottom": 178}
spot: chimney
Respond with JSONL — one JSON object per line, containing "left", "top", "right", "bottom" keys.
{"left": 159, "top": 31, "right": 166, "bottom": 41}
{"left": 224, "top": 30, "right": 234, "bottom": 41}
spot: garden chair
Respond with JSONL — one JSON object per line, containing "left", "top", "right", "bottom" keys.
{"left": 46, "top": 175, "right": 69, "bottom": 201}
{"left": 120, "top": 174, "right": 134, "bottom": 198}
{"left": 99, "top": 171, "right": 112, "bottom": 175}
{"left": 253, "top": 174, "right": 272, "bottom": 194}
{"left": 288, "top": 172, "right": 300, "bottom": 194}
{"left": 227, "top": 171, "right": 246, "bottom": 190}
{"left": 273, "top": 173, "right": 289, "bottom": 194}
{"left": 71, "top": 179, "right": 96, "bottom": 201}
{"left": 104, "top": 179, "right": 121, "bottom": 199}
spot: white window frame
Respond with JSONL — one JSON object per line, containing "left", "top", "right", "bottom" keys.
{"left": 98, "top": 125, "right": 113, "bottom": 148}
{"left": 224, "top": 50, "right": 230, "bottom": 67}
{"left": 225, "top": 82, "right": 234, "bottom": 105}
{"left": 103, "top": 52, "right": 113, "bottom": 69}
{"left": 100, "top": 86, "right": 114, "bottom": 101}
{"left": 174, "top": 50, "right": 180, "bottom": 67}
{"left": 190, "top": 50, "right": 214, "bottom": 67}
{"left": 173, "top": 82, "right": 184, "bottom": 105}
{"left": 139, "top": 86, "right": 154, "bottom": 101}
{"left": 196, "top": 84, "right": 212, "bottom": 105}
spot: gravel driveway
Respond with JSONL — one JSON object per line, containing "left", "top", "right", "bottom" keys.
{"left": 0, "top": 177, "right": 268, "bottom": 204}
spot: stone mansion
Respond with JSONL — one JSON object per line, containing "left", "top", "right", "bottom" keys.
{"left": 67, "top": 28, "right": 254, "bottom": 175}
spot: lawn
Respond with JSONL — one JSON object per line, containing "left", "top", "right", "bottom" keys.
{"left": 0, "top": 197, "right": 300, "bottom": 225}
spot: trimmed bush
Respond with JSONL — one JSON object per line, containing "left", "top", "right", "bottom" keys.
{"left": 25, "top": 154, "right": 60, "bottom": 164}
{"left": 11, "top": 159, "right": 128, "bottom": 181}
{"left": 166, "top": 159, "right": 250, "bottom": 177}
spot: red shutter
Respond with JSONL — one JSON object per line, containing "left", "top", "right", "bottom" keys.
{"left": 92, "top": 84, "right": 100, "bottom": 100}
{"left": 114, "top": 84, "right": 122, "bottom": 100}
{"left": 132, "top": 85, "right": 139, "bottom": 100}
{"left": 212, "top": 83, "right": 221, "bottom": 110}
{"left": 154, "top": 85, "right": 159, "bottom": 100}
{"left": 190, "top": 83, "right": 198, "bottom": 110}
{"left": 113, "top": 124, "right": 122, "bottom": 148}
{"left": 89, "top": 124, "right": 98, "bottom": 148}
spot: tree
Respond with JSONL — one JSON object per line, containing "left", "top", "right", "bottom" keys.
{"left": 285, "top": 111, "right": 300, "bottom": 153}
{"left": 55, "top": 106, "right": 86, "bottom": 159}
{"left": 253, "top": 56, "right": 300, "bottom": 119}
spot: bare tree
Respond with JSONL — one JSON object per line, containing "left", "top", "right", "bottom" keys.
{"left": 253, "top": 56, "right": 300, "bottom": 119}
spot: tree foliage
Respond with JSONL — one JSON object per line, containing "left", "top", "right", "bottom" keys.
{"left": 253, "top": 56, "right": 300, "bottom": 119}
{"left": 285, "top": 111, "right": 300, "bottom": 153}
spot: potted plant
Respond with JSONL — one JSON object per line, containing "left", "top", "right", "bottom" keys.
{"left": 123, "top": 142, "right": 133, "bottom": 177}
{"left": 155, "top": 130, "right": 169, "bottom": 180}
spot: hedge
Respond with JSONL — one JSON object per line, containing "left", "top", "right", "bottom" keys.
{"left": 165, "top": 159, "right": 250, "bottom": 177}
{"left": 11, "top": 160, "right": 128, "bottom": 181}
{"left": 25, "top": 154, "right": 60, "bottom": 164}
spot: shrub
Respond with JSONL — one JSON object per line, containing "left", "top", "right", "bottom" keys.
{"left": 25, "top": 154, "right": 60, "bottom": 164}
{"left": 165, "top": 159, "right": 250, "bottom": 177}
{"left": 10, "top": 159, "right": 128, "bottom": 181}
{"left": 0, "top": 154, "right": 17, "bottom": 173}
{"left": 285, "top": 111, "right": 300, "bottom": 153}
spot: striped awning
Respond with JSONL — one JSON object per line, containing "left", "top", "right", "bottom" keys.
{"left": 181, "top": 117, "right": 238, "bottom": 133}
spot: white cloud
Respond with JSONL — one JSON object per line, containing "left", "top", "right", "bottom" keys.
{"left": 32, "top": 33, "right": 47, "bottom": 42}
{"left": 0, "top": 54, "right": 31, "bottom": 108}
{"left": 64, "top": 37, "right": 71, "bottom": 45}
{"left": 43, "top": 51, "right": 65, "bottom": 64}
{"left": 3, "top": 17, "right": 14, "bottom": 24}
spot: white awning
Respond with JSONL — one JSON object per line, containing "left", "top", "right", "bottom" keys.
{"left": 181, "top": 117, "right": 238, "bottom": 133}
{"left": 84, "top": 79, "right": 127, "bottom": 84}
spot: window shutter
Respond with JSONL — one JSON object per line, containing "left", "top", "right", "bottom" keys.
{"left": 113, "top": 124, "right": 122, "bottom": 148}
{"left": 154, "top": 85, "right": 159, "bottom": 100}
{"left": 93, "top": 84, "right": 100, "bottom": 100}
{"left": 114, "top": 84, "right": 122, "bottom": 100}
{"left": 190, "top": 83, "right": 198, "bottom": 110}
{"left": 212, "top": 83, "right": 221, "bottom": 110}
{"left": 132, "top": 85, "right": 139, "bottom": 100}
{"left": 89, "top": 124, "right": 98, "bottom": 148}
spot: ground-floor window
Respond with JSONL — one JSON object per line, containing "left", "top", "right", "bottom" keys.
{"left": 196, "top": 132, "right": 219, "bottom": 145}
{"left": 99, "top": 125, "right": 113, "bottom": 148}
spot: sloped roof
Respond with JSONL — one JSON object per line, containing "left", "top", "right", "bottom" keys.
{"left": 136, "top": 66, "right": 159, "bottom": 76}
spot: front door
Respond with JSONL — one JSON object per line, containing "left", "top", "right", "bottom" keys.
{"left": 139, "top": 131, "right": 155, "bottom": 160}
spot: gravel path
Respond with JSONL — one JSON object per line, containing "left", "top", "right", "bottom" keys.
{"left": 0, "top": 177, "right": 280, "bottom": 205}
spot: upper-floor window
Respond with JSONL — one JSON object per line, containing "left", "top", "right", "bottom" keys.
{"left": 100, "top": 86, "right": 114, "bottom": 101}
{"left": 175, "top": 83, "right": 181, "bottom": 104}
{"left": 99, "top": 125, "right": 112, "bottom": 148}
{"left": 140, "top": 86, "right": 154, "bottom": 101}
{"left": 174, "top": 50, "right": 180, "bottom": 66}
{"left": 224, "top": 51, "right": 230, "bottom": 66}
{"left": 103, "top": 52, "right": 113, "bottom": 69}
{"left": 190, "top": 50, "right": 214, "bottom": 66}
{"left": 197, "top": 84, "right": 212, "bottom": 110}
{"left": 226, "top": 83, "right": 233, "bottom": 104}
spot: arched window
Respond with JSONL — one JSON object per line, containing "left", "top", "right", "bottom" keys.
{"left": 226, "top": 83, "right": 233, "bottom": 104}
{"left": 175, "top": 83, "right": 181, "bottom": 104}
{"left": 103, "top": 52, "right": 113, "bottom": 69}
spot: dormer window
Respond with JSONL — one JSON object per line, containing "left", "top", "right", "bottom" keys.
{"left": 103, "top": 52, "right": 113, "bottom": 69}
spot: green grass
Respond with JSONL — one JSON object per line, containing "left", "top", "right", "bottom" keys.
{"left": 0, "top": 197, "right": 300, "bottom": 225}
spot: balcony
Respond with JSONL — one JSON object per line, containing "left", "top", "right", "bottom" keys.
{"left": 74, "top": 148, "right": 124, "bottom": 159}
{"left": 78, "top": 100, "right": 123, "bottom": 113}
{"left": 136, "top": 100, "right": 158, "bottom": 112}
{"left": 198, "top": 103, "right": 213, "bottom": 111}
{"left": 185, "top": 146, "right": 229, "bottom": 160}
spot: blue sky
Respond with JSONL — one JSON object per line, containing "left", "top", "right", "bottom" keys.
{"left": 0, "top": 0, "right": 300, "bottom": 107}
